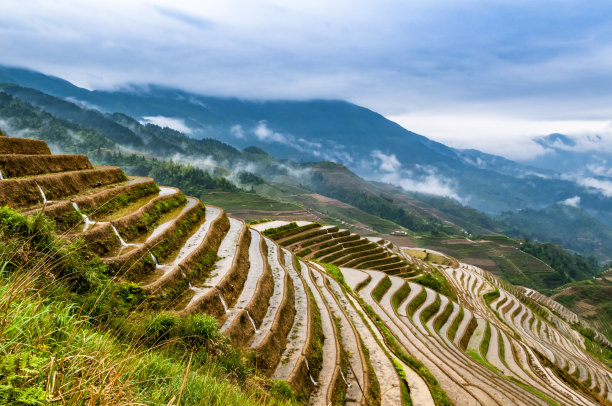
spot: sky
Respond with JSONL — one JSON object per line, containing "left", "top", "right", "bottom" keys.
{"left": 2, "top": 0, "right": 612, "bottom": 160}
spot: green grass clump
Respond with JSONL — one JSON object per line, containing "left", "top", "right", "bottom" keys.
{"left": 406, "top": 289, "right": 427, "bottom": 317}
{"left": 413, "top": 270, "right": 457, "bottom": 302}
{"left": 421, "top": 294, "right": 441, "bottom": 328}
{"left": 447, "top": 307, "right": 464, "bottom": 341}
{"left": 483, "top": 289, "right": 500, "bottom": 305}
{"left": 392, "top": 282, "right": 411, "bottom": 310}
{"left": 480, "top": 322, "right": 492, "bottom": 358}
{"left": 263, "top": 223, "right": 321, "bottom": 240}
{"left": 317, "top": 261, "right": 350, "bottom": 292}
{"left": 372, "top": 276, "right": 392, "bottom": 302}
{"left": 295, "top": 248, "right": 312, "bottom": 257}
{"left": 434, "top": 300, "right": 454, "bottom": 332}
{"left": 355, "top": 274, "right": 372, "bottom": 292}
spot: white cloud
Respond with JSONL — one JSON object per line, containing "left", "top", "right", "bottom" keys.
{"left": 140, "top": 116, "right": 192, "bottom": 134}
{"left": 387, "top": 111, "right": 611, "bottom": 161}
{"left": 230, "top": 124, "right": 245, "bottom": 139}
{"left": 586, "top": 161, "right": 612, "bottom": 177}
{"left": 381, "top": 169, "right": 461, "bottom": 201}
{"left": 372, "top": 150, "right": 402, "bottom": 172}
{"left": 577, "top": 177, "right": 612, "bottom": 197}
{"left": 560, "top": 196, "right": 581, "bottom": 207}
{"left": 253, "top": 121, "right": 288, "bottom": 143}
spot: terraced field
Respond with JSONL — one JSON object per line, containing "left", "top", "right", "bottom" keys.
{"left": 2, "top": 134, "right": 611, "bottom": 405}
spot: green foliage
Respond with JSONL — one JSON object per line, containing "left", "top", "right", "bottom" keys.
{"left": 519, "top": 239, "right": 598, "bottom": 281}
{"left": 295, "top": 248, "right": 311, "bottom": 257}
{"left": 498, "top": 204, "right": 612, "bottom": 264}
{"left": 483, "top": 289, "right": 500, "bottom": 306}
{"left": 372, "top": 276, "right": 392, "bottom": 302}
{"left": 317, "top": 262, "right": 350, "bottom": 292}
{"left": 480, "top": 322, "right": 491, "bottom": 358}
{"left": 434, "top": 300, "right": 454, "bottom": 332}
{"left": 0, "top": 352, "right": 48, "bottom": 406}
{"left": 271, "top": 380, "right": 294, "bottom": 400}
{"left": 263, "top": 223, "right": 321, "bottom": 240}
{"left": 91, "top": 150, "right": 239, "bottom": 194}
{"left": 308, "top": 170, "right": 453, "bottom": 234}
{"left": 0, "top": 207, "right": 287, "bottom": 405}
{"left": 406, "top": 289, "right": 427, "bottom": 317}
{"left": 421, "top": 294, "right": 441, "bottom": 327}
{"left": 392, "top": 282, "right": 411, "bottom": 310}
{"left": 413, "top": 270, "right": 457, "bottom": 301}
{"left": 355, "top": 274, "right": 372, "bottom": 293}
{"left": 238, "top": 171, "right": 265, "bottom": 185}
{"left": 447, "top": 307, "right": 464, "bottom": 341}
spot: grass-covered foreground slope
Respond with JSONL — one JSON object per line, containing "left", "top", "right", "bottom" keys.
{"left": 0, "top": 207, "right": 286, "bottom": 405}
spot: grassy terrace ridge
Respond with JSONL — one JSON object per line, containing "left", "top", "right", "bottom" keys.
{"left": 372, "top": 275, "right": 392, "bottom": 302}
{"left": 0, "top": 207, "right": 291, "bottom": 405}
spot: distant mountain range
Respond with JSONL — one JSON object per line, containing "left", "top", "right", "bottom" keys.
{"left": 1, "top": 65, "right": 611, "bottom": 262}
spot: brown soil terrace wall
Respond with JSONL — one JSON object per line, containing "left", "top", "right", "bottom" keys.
{"left": 23, "top": 178, "right": 157, "bottom": 230}
{"left": 253, "top": 265, "right": 296, "bottom": 377}
{"left": 106, "top": 200, "right": 206, "bottom": 279}
{"left": 287, "top": 276, "right": 315, "bottom": 396}
{"left": 224, "top": 235, "right": 275, "bottom": 347}
{"left": 1, "top": 167, "right": 127, "bottom": 209}
{"left": 0, "top": 154, "right": 93, "bottom": 178}
{"left": 180, "top": 222, "right": 252, "bottom": 318}
{"left": 143, "top": 209, "right": 230, "bottom": 295}
{"left": 0, "top": 137, "right": 51, "bottom": 155}
{"left": 81, "top": 191, "right": 186, "bottom": 257}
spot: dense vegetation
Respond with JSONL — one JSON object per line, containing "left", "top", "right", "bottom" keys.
{"left": 90, "top": 149, "right": 239, "bottom": 194}
{"left": 518, "top": 239, "right": 599, "bottom": 281}
{"left": 0, "top": 207, "right": 289, "bottom": 405}
{"left": 498, "top": 204, "right": 612, "bottom": 263}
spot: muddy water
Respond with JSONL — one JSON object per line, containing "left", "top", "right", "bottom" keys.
{"left": 273, "top": 249, "right": 309, "bottom": 381}
{"left": 221, "top": 229, "right": 264, "bottom": 331}
{"left": 396, "top": 283, "right": 422, "bottom": 317}
{"left": 310, "top": 266, "right": 364, "bottom": 404}
{"left": 146, "top": 196, "right": 198, "bottom": 242}
{"left": 140, "top": 204, "right": 220, "bottom": 286}
{"left": 170, "top": 205, "right": 221, "bottom": 266}
{"left": 300, "top": 261, "right": 338, "bottom": 405}
{"left": 350, "top": 292, "right": 433, "bottom": 406}
{"left": 251, "top": 238, "right": 286, "bottom": 348}
{"left": 185, "top": 217, "right": 243, "bottom": 309}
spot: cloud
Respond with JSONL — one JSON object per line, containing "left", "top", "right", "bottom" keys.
{"left": 560, "top": 196, "right": 581, "bottom": 207}
{"left": 4, "top": 0, "right": 612, "bottom": 159}
{"left": 372, "top": 150, "right": 402, "bottom": 172}
{"left": 586, "top": 160, "right": 612, "bottom": 177}
{"left": 577, "top": 177, "right": 612, "bottom": 197}
{"left": 140, "top": 116, "right": 192, "bottom": 134}
{"left": 253, "top": 121, "right": 289, "bottom": 143}
{"left": 230, "top": 124, "right": 245, "bottom": 139}
{"left": 380, "top": 166, "right": 462, "bottom": 201}
{"left": 387, "top": 111, "right": 610, "bottom": 161}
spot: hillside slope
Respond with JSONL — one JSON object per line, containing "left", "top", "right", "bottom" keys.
{"left": 2, "top": 65, "right": 612, "bottom": 218}
{"left": 1, "top": 132, "right": 611, "bottom": 405}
